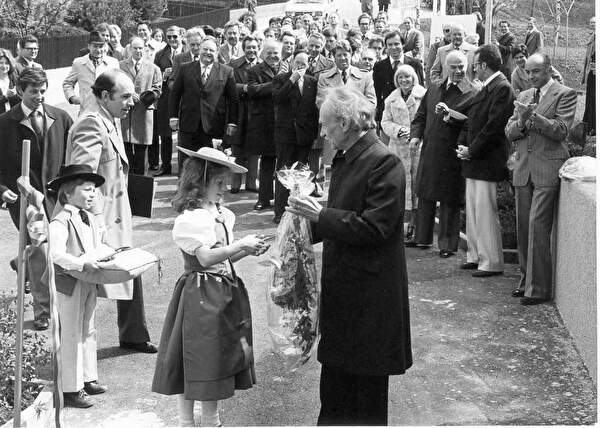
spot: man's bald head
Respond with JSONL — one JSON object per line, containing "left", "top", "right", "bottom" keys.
{"left": 525, "top": 53, "right": 553, "bottom": 88}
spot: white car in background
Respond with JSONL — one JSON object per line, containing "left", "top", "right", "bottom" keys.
{"left": 284, "top": 0, "right": 337, "bottom": 19}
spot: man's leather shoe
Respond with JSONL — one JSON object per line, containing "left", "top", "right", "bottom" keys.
{"left": 511, "top": 289, "right": 525, "bottom": 297}
{"left": 520, "top": 297, "right": 549, "bottom": 306}
{"left": 472, "top": 270, "right": 503, "bottom": 277}
{"left": 84, "top": 381, "right": 107, "bottom": 395}
{"left": 404, "top": 238, "right": 418, "bottom": 247}
{"left": 311, "top": 182, "right": 323, "bottom": 197}
{"left": 149, "top": 165, "right": 159, "bottom": 171}
{"left": 33, "top": 318, "right": 49, "bottom": 331}
{"left": 230, "top": 188, "right": 240, "bottom": 194}
{"left": 253, "top": 201, "right": 271, "bottom": 211}
{"left": 119, "top": 341, "right": 158, "bottom": 353}
{"left": 153, "top": 167, "right": 171, "bottom": 177}
{"left": 460, "top": 262, "right": 478, "bottom": 270}
{"left": 439, "top": 250, "right": 455, "bottom": 258}
{"left": 64, "top": 390, "right": 93, "bottom": 408}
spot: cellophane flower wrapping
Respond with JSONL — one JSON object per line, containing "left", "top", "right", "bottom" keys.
{"left": 267, "top": 163, "right": 320, "bottom": 372}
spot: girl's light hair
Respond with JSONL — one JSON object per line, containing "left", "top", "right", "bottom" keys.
{"left": 171, "top": 158, "right": 229, "bottom": 213}
{"left": 321, "top": 87, "right": 376, "bottom": 132}
{"left": 393, "top": 64, "right": 418, "bottom": 89}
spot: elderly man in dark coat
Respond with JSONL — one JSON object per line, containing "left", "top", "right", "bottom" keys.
{"left": 409, "top": 50, "right": 479, "bottom": 256}
{"left": 246, "top": 39, "right": 281, "bottom": 211}
{"left": 288, "top": 86, "right": 412, "bottom": 426}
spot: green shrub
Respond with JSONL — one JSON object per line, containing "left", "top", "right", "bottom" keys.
{"left": 0, "top": 294, "right": 51, "bottom": 425}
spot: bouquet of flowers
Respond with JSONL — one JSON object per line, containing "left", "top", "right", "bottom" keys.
{"left": 267, "top": 163, "right": 320, "bottom": 371}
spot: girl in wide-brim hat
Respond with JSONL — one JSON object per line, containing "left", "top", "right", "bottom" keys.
{"left": 151, "top": 148, "right": 268, "bottom": 427}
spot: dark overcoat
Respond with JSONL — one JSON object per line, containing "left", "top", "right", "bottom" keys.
{"left": 410, "top": 79, "right": 478, "bottom": 204}
{"left": 457, "top": 73, "right": 515, "bottom": 182}
{"left": 313, "top": 130, "right": 412, "bottom": 376}
{"left": 228, "top": 56, "right": 259, "bottom": 156}
{"left": 154, "top": 44, "right": 177, "bottom": 137}
{"left": 246, "top": 61, "right": 277, "bottom": 156}
{"left": 272, "top": 71, "right": 319, "bottom": 147}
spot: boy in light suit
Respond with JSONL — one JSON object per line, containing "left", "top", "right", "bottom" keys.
{"left": 48, "top": 165, "right": 114, "bottom": 408}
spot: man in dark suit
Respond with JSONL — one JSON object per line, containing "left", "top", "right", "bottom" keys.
{"left": 0, "top": 68, "right": 73, "bottom": 330}
{"left": 495, "top": 20, "right": 517, "bottom": 81}
{"left": 169, "top": 37, "right": 238, "bottom": 172}
{"left": 505, "top": 53, "right": 577, "bottom": 305}
{"left": 456, "top": 44, "right": 515, "bottom": 276}
{"left": 373, "top": 30, "right": 424, "bottom": 129}
{"left": 151, "top": 25, "right": 184, "bottom": 176}
{"left": 167, "top": 27, "right": 204, "bottom": 90}
{"left": 14, "top": 35, "right": 43, "bottom": 75}
{"left": 246, "top": 39, "right": 281, "bottom": 211}
{"left": 524, "top": 18, "right": 544, "bottom": 55}
{"left": 229, "top": 35, "right": 260, "bottom": 193}
{"left": 288, "top": 87, "right": 411, "bottom": 426}
{"left": 306, "top": 33, "right": 335, "bottom": 78}
{"left": 272, "top": 52, "right": 319, "bottom": 223}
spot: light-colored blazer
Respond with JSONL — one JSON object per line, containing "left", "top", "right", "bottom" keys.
{"left": 429, "top": 42, "right": 477, "bottom": 85}
{"left": 65, "top": 96, "right": 134, "bottom": 299}
{"left": 403, "top": 29, "right": 425, "bottom": 60}
{"left": 218, "top": 42, "right": 243, "bottom": 64}
{"left": 316, "top": 65, "right": 376, "bottom": 108}
{"left": 62, "top": 55, "right": 120, "bottom": 112}
{"left": 505, "top": 80, "right": 578, "bottom": 187}
{"left": 119, "top": 58, "right": 162, "bottom": 145}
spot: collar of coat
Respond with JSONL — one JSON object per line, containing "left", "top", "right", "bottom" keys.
{"left": 322, "top": 65, "right": 365, "bottom": 79}
{"left": 343, "top": 129, "right": 379, "bottom": 164}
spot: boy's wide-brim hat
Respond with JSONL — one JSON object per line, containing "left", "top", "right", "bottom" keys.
{"left": 47, "top": 164, "right": 105, "bottom": 193}
{"left": 177, "top": 147, "right": 248, "bottom": 174}
{"left": 139, "top": 90, "right": 157, "bottom": 108}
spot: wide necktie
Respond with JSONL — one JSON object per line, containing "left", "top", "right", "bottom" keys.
{"left": 79, "top": 210, "right": 90, "bottom": 226}
{"left": 298, "top": 77, "right": 304, "bottom": 94}
{"left": 30, "top": 110, "right": 44, "bottom": 144}
{"left": 201, "top": 67, "right": 209, "bottom": 85}
{"left": 532, "top": 88, "right": 540, "bottom": 105}
{"left": 393, "top": 60, "right": 399, "bottom": 73}
{"left": 341, "top": 69, "right": 347, "bottom": 84}
{"left": 134, "top": 61, "right": 140, "bottom": 75}
{"left": 193, "top": 55, "right": 200, "bottom": 62}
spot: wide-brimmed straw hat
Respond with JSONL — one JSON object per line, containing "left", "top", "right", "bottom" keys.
{"left": 177, "top": 147, "right": 248, "bottom": 174}
{"left": 47, "top": 164, "right": 105, "bottom": 193}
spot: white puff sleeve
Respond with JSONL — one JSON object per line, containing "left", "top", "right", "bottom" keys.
{"left": 172, "top": 209, "right": 218, "bottom": 255}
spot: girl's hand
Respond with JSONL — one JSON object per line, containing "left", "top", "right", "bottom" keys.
{"left": 237, "top": 234, "right": 265, "bottom": 254}
{"left": 83, "top": 261, "right": 100, "bottom": 273}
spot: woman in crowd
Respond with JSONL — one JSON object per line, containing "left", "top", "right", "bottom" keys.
{"left": 381, "top": 65, "right": 426, "bottom": 245}
{"left": 152, "top": 148, "right": 269, "bottom": 427}
{"left": 152, "top": 28, "right": 166, "bottom": 50}
{"left": 0, "top": 49, "right": 20, "bottom": 114}
{"left": 511, "top": 44, "right": 563, "bottom": 95}
{"left": 108, "top": 24, "right": 125, "bottom": 60}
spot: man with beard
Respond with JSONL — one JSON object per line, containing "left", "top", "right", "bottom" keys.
{"left": 169, "top": 37, "right": 238, "bottom": 171}
{"left": 409, "top": 51, "right": 478, "bottom": 254}
{"left": 63, "top": 31, "right": 120, "bottom": 113}
{"left": 229, "top": 35, "right": 261, "bottom": 193}
{"left": 219, "top": 21, "right": 243, "bottom": 64}
{"left": 246, "top": 40, "right": 281, "bottom": 211}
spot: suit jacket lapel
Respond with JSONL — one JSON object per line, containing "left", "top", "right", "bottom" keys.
{"left": 536, "top": 81, "right": 560, "bottom": 116}
{"left": 263, "top": 62, "right": 274, "bottom": 79}
{"left": 97, "top": 106, "right": 129, "bottom": 165}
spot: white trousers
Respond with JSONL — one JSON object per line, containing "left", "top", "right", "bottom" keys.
{"left": 465, "top": 178, "right": 504, "bottom": 272}
{"left": 57, "top": 283, "right": 98, "bottom": 392}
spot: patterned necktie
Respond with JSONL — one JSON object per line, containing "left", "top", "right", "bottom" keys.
{"left": 30, "top": 110, "right": 44, "bottom": 144}
{"left": 193, "top": 55, "right": 200, "bottom": 62}
{"left": 341, "top": 69, "right": 347, "bottom": 84}
{"left": 393, "top": 60, "right": 399, "bottom": 73}
{"left": 134, "top": 60, "right": 140, "bottom": 74}
{"left": 79, "top": 210, "right": 90, "bottom": 226}
{"left": 202, "top": 67, "right": 209, "bottom": 84}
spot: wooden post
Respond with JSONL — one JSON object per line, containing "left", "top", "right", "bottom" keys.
{"left": 13, "top": 139, "right": 30, "bottom": 428}
{"left": 485, "top": 0, "right": 493, "bottom": 44}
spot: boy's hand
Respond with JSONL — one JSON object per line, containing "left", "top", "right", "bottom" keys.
{"left": 83, "top": 261, "right": 100, "bottom": 273}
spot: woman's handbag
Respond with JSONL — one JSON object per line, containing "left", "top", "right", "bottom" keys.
{"left": 62, "top": 247, "right": 158, "bottom": 284}
{"left": 182, "top": 219, "right": 254, "bottom": 381}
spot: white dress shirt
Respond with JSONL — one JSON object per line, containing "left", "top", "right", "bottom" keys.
{"left": 482, "top": 70, "right": 503, "bottom": 87}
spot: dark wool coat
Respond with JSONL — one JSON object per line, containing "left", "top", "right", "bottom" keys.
{"left": 457, "top": 73, "right": 515, "bottom": 182}
{"left": 154, "top": 44, "right": 177, "bottom": 137}
{"left": 272, "top": 71, "right": 319, "bottom": 147}
{"left": 313, "top": 130, "right": 412, "bottom": 376}
{"left": 410, "top": 79, "right": 478, "bottom": 204}
{"left": 228, "top": 56, "right": 259, "bottom": 156}
{"left": 246, "top": 61, "right": 277, "bottom": 156}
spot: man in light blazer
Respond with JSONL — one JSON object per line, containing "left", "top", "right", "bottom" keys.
{"left": 0, "top": 68, "right": 73, "bottom": 331}
{"left": 218, "top": 21, "right": 243, "bottom": 64}
{"left": 430, "top": 24, "right": 478, "bottom": 85}
{"left": 63, "top": 31, "right": 120, "bottom": 113}
{"left": 505, "top": 53, "right": 577, "bottom": 306}
{"left": 66, "top": 70, "right": 157, "bottom": 352}
{"left": 524, "top": 18, "right": 544, "bottom": 55}
{"left": 119, "top": 37, "right": 162, "bottom": 175}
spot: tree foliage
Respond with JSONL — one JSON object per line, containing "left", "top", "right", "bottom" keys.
{"left": 65, "top": 0, "right": 140, "bottom": 32}
{"left": 477, "top": 0, "right": 518, "bottom": 22}
{"left": 130, "top": 0, "right": 168, "bottom": 22}
{"left": 0, "top": 0, "right": 73, "bottom": 38}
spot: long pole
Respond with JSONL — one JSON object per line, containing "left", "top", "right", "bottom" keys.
{"left": 485, "top": 0, "right": 493, "bottom": 44}
{"left": 13, "top": 139, "right": 30, "bottom": 428}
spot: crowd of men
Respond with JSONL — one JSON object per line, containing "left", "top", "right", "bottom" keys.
{"left": 0, "top": 6, "right": 591, "bottom": 341}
